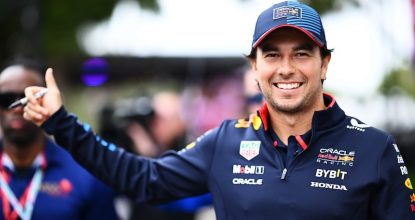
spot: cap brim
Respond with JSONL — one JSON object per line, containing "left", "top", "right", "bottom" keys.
{"left": 252, "top": 24, "right": 323, "bottom": 48}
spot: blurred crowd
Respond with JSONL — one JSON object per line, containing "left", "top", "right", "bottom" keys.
{"left": 0, "top": 55, "right": 264, "bottom": 220}
{"left": 94, "top": 66, "right": 263, "bottom": 220}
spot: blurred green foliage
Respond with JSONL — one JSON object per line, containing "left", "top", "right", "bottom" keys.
{"left": 0, "top": 0, "right": 159, "bottom": 63}
{"left": 42, "top": 0, "right": 118, "bottom": 55}
{"left": 302, "top": 0, "right": 338, "bottom": 14}
{"left": 379, "top": 64, "right": 415, "bottom": 99}
{"left": 302, "top": 0, "right": 359, "bottom": 14}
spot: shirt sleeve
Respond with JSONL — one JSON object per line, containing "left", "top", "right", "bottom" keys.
{"left": 42, "top": 106, "right": 217, "bottom": 204}
{"left": 370, "top": 135, "right": 415, "bottom": 219}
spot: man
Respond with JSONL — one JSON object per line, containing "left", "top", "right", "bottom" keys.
{"left": 243, "top": 68, "right": 264, "bottom": 114}
{"left": 0, "top": 60, "right": 118, "bottom": 220}
{"left": 23, "top": 1, "right": 415, "bottom": 219}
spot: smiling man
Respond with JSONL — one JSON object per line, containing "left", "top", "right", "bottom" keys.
{"left": 249, "top": 27, "right": 331, "bottom": 144}
{"left": 22, "top": 1, "right": 415, "bottom": 219}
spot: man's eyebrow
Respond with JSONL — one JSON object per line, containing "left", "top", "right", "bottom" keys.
{"left": 293, "top": 43, "right": 316, "bottom": 51}
{"left": 260, "top": 44, "right": 279, "bottom": 53}
{"left": 260, "top": 43, "right": 317, "bottom": 53}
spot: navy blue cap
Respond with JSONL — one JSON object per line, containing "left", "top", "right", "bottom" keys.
{"left": 252, "top": 1, "right": 327, "bottom": 48}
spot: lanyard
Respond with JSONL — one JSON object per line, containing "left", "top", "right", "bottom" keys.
{"left": 0, "top": 153, "right": 46, "bottom": 220}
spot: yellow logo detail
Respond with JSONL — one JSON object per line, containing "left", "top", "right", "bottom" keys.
{"left": 235, "top": 114, "right": 262, "bottom": 130}
{"left": 406, "top": 178, "right": 413, "bottom": 190}
{"left": 235, "top": 119, "right": 250, "bottom": 128}
{"left": 338, "top": 156, "right": 354, "bottom": 162}
{"left": 185, "top": 142, "right": 196, "bottom": 150}
{"left": 249, "top": 114, "right": 262, "bottom": 130}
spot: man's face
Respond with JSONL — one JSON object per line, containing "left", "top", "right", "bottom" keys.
{"left": 0, "top": 66, "right": 43, "bottom": 145}
{"left": 251, "top": 28, "right": 330, "bottom": 114}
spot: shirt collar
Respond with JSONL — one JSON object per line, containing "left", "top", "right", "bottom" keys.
{"left": 2, "top": 153, "right": 44, "bottom": 172}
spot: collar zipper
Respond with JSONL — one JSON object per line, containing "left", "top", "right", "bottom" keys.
{"left": 281, "top": 168, "right": 288, "bottom": 180}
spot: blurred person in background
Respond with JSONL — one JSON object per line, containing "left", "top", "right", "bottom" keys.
{"left": 0, "top": 59, "right": 118, "bottom": 220}
{"left": 100, "top": 91, "right": 212, "bottom": 220}
{"left": 242, "top": 67, "right": 264, "bottom": 115}
{"left": 22, "top": 1, "right": 415, "bottom": 219}
{"left": 182, "top": 73, "right": 245, "bottom": 141}
{"left": 126, "top": 91, "right": 188, "bottom": 156}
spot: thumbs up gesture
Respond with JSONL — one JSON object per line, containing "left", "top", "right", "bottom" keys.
{"left": 23, "top": 68, "right": 63, "bottom": 126}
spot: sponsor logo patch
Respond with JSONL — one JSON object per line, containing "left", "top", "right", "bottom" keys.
{"left": 40, "top": 179, "right": 73, "bottom": 196}
{"left": 233, "top": 165, "right": 264, "bottom": 175}
{"left": 316, "top": 148, "right": 355, "bottom": 166}
{"left": 346, "top": 118, "right": 370, "bottom": 132}
{"left": 235, "top": 114, "right": 262, "bottom": 130}
{"left": 401, "top": 166, "right": 409, "bottom": 175}
{"left": 393, "top": 144, "right": 410, "bottom": 177}
{"left": 239, "top": 141, "right": 261, "bottom": 161}
{"left": 235, "top": 119, "right": 249, "bottom": 128}
{"left": 397, "top": 155, "right": 404, "bottom": 164}
{"left": 393, "top": 144, "right": 400, "bottom": 153}
{"left": 315, "top": 169, "right": 347, "bottom": 180}
{"left": 310, "top": 181, "right": 348, "bottom": 191}
{"left": 251, "top": 114, "right": 262, "bottom": 130}
{"left": 405, "top": 178, "right": 413, "bottom": 190}
{"left": 232, "top": 178, "right": 263, "bottom": 185}
{"left": 273, "top": 6, "right": 302, "bottom": 20}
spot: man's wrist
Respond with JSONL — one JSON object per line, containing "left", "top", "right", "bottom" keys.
{"left": 41, "top": 105, "right": 67, "bottom": 134}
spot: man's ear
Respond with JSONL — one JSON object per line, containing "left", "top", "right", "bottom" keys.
{"left": 250, "top": 58, "right": 257, "bottom": 72}
{"left": 320, "top": 54, "right": 331, "bottom": 80}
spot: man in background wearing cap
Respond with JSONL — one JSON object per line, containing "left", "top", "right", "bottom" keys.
{"left": 22, "top": 1, "right": 415, "bottom": 219}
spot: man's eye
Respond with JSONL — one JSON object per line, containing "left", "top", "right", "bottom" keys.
{"left": 265, "top": 53, "right": 278, "bottom": 58}
{"left": 295, "top": 52, "right": 310, "bottom": 57}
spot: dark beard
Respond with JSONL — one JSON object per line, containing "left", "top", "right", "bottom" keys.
{"left": 3, "top": 126, "right": 42, "bottom": 148}
{"left": 257, "top": 81, "right": 322, "bottom": 115}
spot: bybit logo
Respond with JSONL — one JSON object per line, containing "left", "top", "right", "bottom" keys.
{"left": 315, "top": 169, "right": 347, "bottom": 180}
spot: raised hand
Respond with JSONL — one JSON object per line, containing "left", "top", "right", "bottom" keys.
{"left": 23, "top": 68, "right": 63, "bottom": 126}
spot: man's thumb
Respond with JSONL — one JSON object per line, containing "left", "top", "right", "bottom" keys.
{"left": 45, "top": 68, "right": 58, "bottom": 90}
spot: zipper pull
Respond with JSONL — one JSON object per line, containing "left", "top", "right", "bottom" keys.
{"left": 281, "top": 168, "right": 287, "bottom": 180}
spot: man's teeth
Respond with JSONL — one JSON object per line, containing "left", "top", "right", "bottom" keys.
{"left": 276, "top": 83, "right": 301, "bottom": 89}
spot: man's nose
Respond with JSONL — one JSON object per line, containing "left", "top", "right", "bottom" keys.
{"left": 277, "top": 57, "right": 295, "bottom": 76}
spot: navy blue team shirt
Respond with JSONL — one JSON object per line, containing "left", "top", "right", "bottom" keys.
{"left": 41, "top": 93, "right": 415, "bottom": 219}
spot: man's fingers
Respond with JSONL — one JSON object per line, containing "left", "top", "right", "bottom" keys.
{"left": 45, "top": 68, "right": 59, "bottom": 91}
{"left": 23, "top": 102, "right": 49, "bottom": 126}
{"left": 24, "top": 86, "right": 46, "bottom": 104}
{"left": 26, "top": 101, "right": 49, "bottom": 117}
{"left": 23, "top": 67, "right": 61, "bottom": 126}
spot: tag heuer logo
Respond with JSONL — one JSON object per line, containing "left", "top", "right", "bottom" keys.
{"left": 240, "top": 141, "right": 261, "bottom": 160}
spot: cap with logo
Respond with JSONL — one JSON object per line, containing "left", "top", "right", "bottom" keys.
{"left": 252, "top": 1, "right": 327, "bottom": 49}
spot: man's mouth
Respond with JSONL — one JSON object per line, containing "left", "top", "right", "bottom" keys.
{"left": 9, "top": 118, "right": 25, "bottom": 129}
{"left": 274, "top": 83, "right": 302, "bottom": 90}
